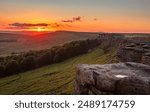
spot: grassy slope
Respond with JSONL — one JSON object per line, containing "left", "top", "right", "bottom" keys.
{"left": 0, "top": 48, "right": 117, "bottom": 95}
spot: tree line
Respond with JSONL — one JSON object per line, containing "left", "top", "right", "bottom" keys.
{"left": 0, "top": 38, "right": 101, "bottom": 78}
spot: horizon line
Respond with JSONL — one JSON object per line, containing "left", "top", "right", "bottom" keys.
{"left": 0, "top": 30, "right": 150, "bottom": 34}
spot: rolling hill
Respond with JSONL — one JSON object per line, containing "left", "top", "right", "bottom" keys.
{"left": 0, "top": 48, "right": 117, "bottom": 95}
{"left": 0, "top": 31, "right": 98, "bottom": 56}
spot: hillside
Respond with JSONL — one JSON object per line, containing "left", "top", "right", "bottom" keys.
{"left": 0, "top": 31, "right": 98, "bottom": 56}
{"left": 0, "top": 48, "right": 117, "bottom": 95}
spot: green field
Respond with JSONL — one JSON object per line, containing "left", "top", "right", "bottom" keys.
{"left": 0, "top": 48, "right": 117, "bottom": 95}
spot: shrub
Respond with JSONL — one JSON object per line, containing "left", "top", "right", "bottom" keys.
{"left": 20, "top": 56, "right": 36, "bottom": 71}
{"left": 5, "top": 60, "right": 19, "bottom": 75}
{"left": 53, "top": 47, "right": 66, "bottom": 63}
{"left": 37, "top": 51, "right": 54, "bottom": 66}
{"left": 0, "top": 65, "right": 5, "bottom": 77}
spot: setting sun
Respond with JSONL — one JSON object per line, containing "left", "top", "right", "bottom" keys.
{"left": 29, "top": 27, "right": 54, "bottom": 32}
{"left": 37, "top": 27, "right": 42, "bottom": 32}
{"left": 0, "top": 0, "right": 150, "bottom": 33}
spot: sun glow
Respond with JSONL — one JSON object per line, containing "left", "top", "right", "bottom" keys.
{"left": 36, "top": 27, "right": 49, "bottom": 32}
{"left": 37, "top": 27, "right": 42, "bottom": 32}
{"left": 29, "top": 27, "right": 54, "bottom": 32}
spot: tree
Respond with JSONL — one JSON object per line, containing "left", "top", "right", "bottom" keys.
{"left": 0, "top": 65, "right": 5, "bottom": 77}
{"left": 79, "top": 40, "right": 88, "bottom": 53}
{"left": 53, "top": 47, "right": 66, "bottom": 63}
{"left": 37, "top": 51, "right": 54, "bottom": 66}
{"left": 5, "top": 60, "right": 19, "bottom": 75}
{"left": 20, "top": 56, "right": 36, "bottom": 71}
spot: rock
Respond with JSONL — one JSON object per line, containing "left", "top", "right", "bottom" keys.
{"left": 116, "top": 77, "right": 150, "bottom": 94}
{"left": 75, "top": 62, "right": 150, "bottom": 95}
{"left": 118, "top": 41, "right": 150, "bottom": 65}
{"left": 118, "top": 47, "right": 143, "bottom": 63}
{"left": 142, "top": 45, "right": 150, "bottom": 49}
{"left": 126, "top": 43, "right": 136, "bottom": 47}
{"left": 145, "top": 53, "right": 150, "bottom": 56}
{"left": 142, "top": 53, "right": 150, "bottom": 65}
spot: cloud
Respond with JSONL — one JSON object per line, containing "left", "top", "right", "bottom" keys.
{"left": 7, "top": 22, "right": 71, "bottom": 30}
{"left": 93, "top": 18, "right": 98, "bottom": 21}
{"left": 62, "top": 20, "right": 73, "bottom": 23}
{"left": 62, "top": 16, "right": 82, "bottom": 23}
{"left": 9, "top": 23, "right": 49, "bottom": 27}
{"left": 50, "top": 23, "right": 64, "bottom": 27}
{"left": 73, "top": 16, "right": 81, "bottom": 21}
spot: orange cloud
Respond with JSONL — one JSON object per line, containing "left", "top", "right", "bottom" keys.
{"left": 62, "top": 16, "right": 82, "bottom": 23}
{"left": 7, "top": 22, "right": 72, "bottom": 31}
{"left": 9, "top": 23, "right": 49, "bottom": 27}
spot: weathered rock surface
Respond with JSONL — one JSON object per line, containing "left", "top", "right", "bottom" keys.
{"left": 118, "top": 42, "right": 150, "bottom": 65}
{"left": 75, "top": 62, "right": 150, "bottom": 95}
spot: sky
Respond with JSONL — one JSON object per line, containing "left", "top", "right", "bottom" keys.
{"left": 0, "top": 0, "right": 150, "bottom": 33}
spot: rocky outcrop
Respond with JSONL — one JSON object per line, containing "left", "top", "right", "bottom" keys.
{"left": 118, "top": 42, "right": 150, "bottom": 65}
{"left": 75, "top": 62, "right": 150, "bottom": 95}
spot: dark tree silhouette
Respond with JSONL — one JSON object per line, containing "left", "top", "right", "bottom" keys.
{"left": 5, "top": 60, "right": 19, "bottom": 75}
{"left": 0, "top": 65, "right": 5, "bottom": 77}
{"left": 20, "top": 56, "right": 36, "bottom": 71}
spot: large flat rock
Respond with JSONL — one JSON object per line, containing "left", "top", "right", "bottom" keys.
{"left": 118, "top": 42, "right": 150, "bottom": 65}
{"left": 75, "top": 62, "right": 150, "bottom": 95}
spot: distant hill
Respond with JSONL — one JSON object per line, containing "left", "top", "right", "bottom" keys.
{"left": 0, "top": 31, "right": 98, "bottom": 56}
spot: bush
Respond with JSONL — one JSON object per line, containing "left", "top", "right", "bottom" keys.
{"left": 0, "top": 65, "right": 5, "bottom": 77}
{"left": 5, "top": 60, "right": 19, "bottom": 75}
{"left": 20, "top": 56, "right": 36, "bottom": 71}
{"left": 37, "top": 51, "right": 54, "bottom": 66}
{"left": 53, "top": 47, "right": 66, "bottom": 63}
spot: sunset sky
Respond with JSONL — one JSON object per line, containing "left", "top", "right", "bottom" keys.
{"left": 0, "top": 0, "right": 150, "bottom": 33}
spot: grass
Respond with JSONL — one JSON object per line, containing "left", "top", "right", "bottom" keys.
{"left": 0, "top": 48, "right": 117, "bottom": 95}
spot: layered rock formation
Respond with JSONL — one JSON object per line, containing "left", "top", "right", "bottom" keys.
{"left": 75, "top": 62, "right": 150, "bottom": 95}
{"left": 118, "top": 42, "right": 150, "bottom": 65}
